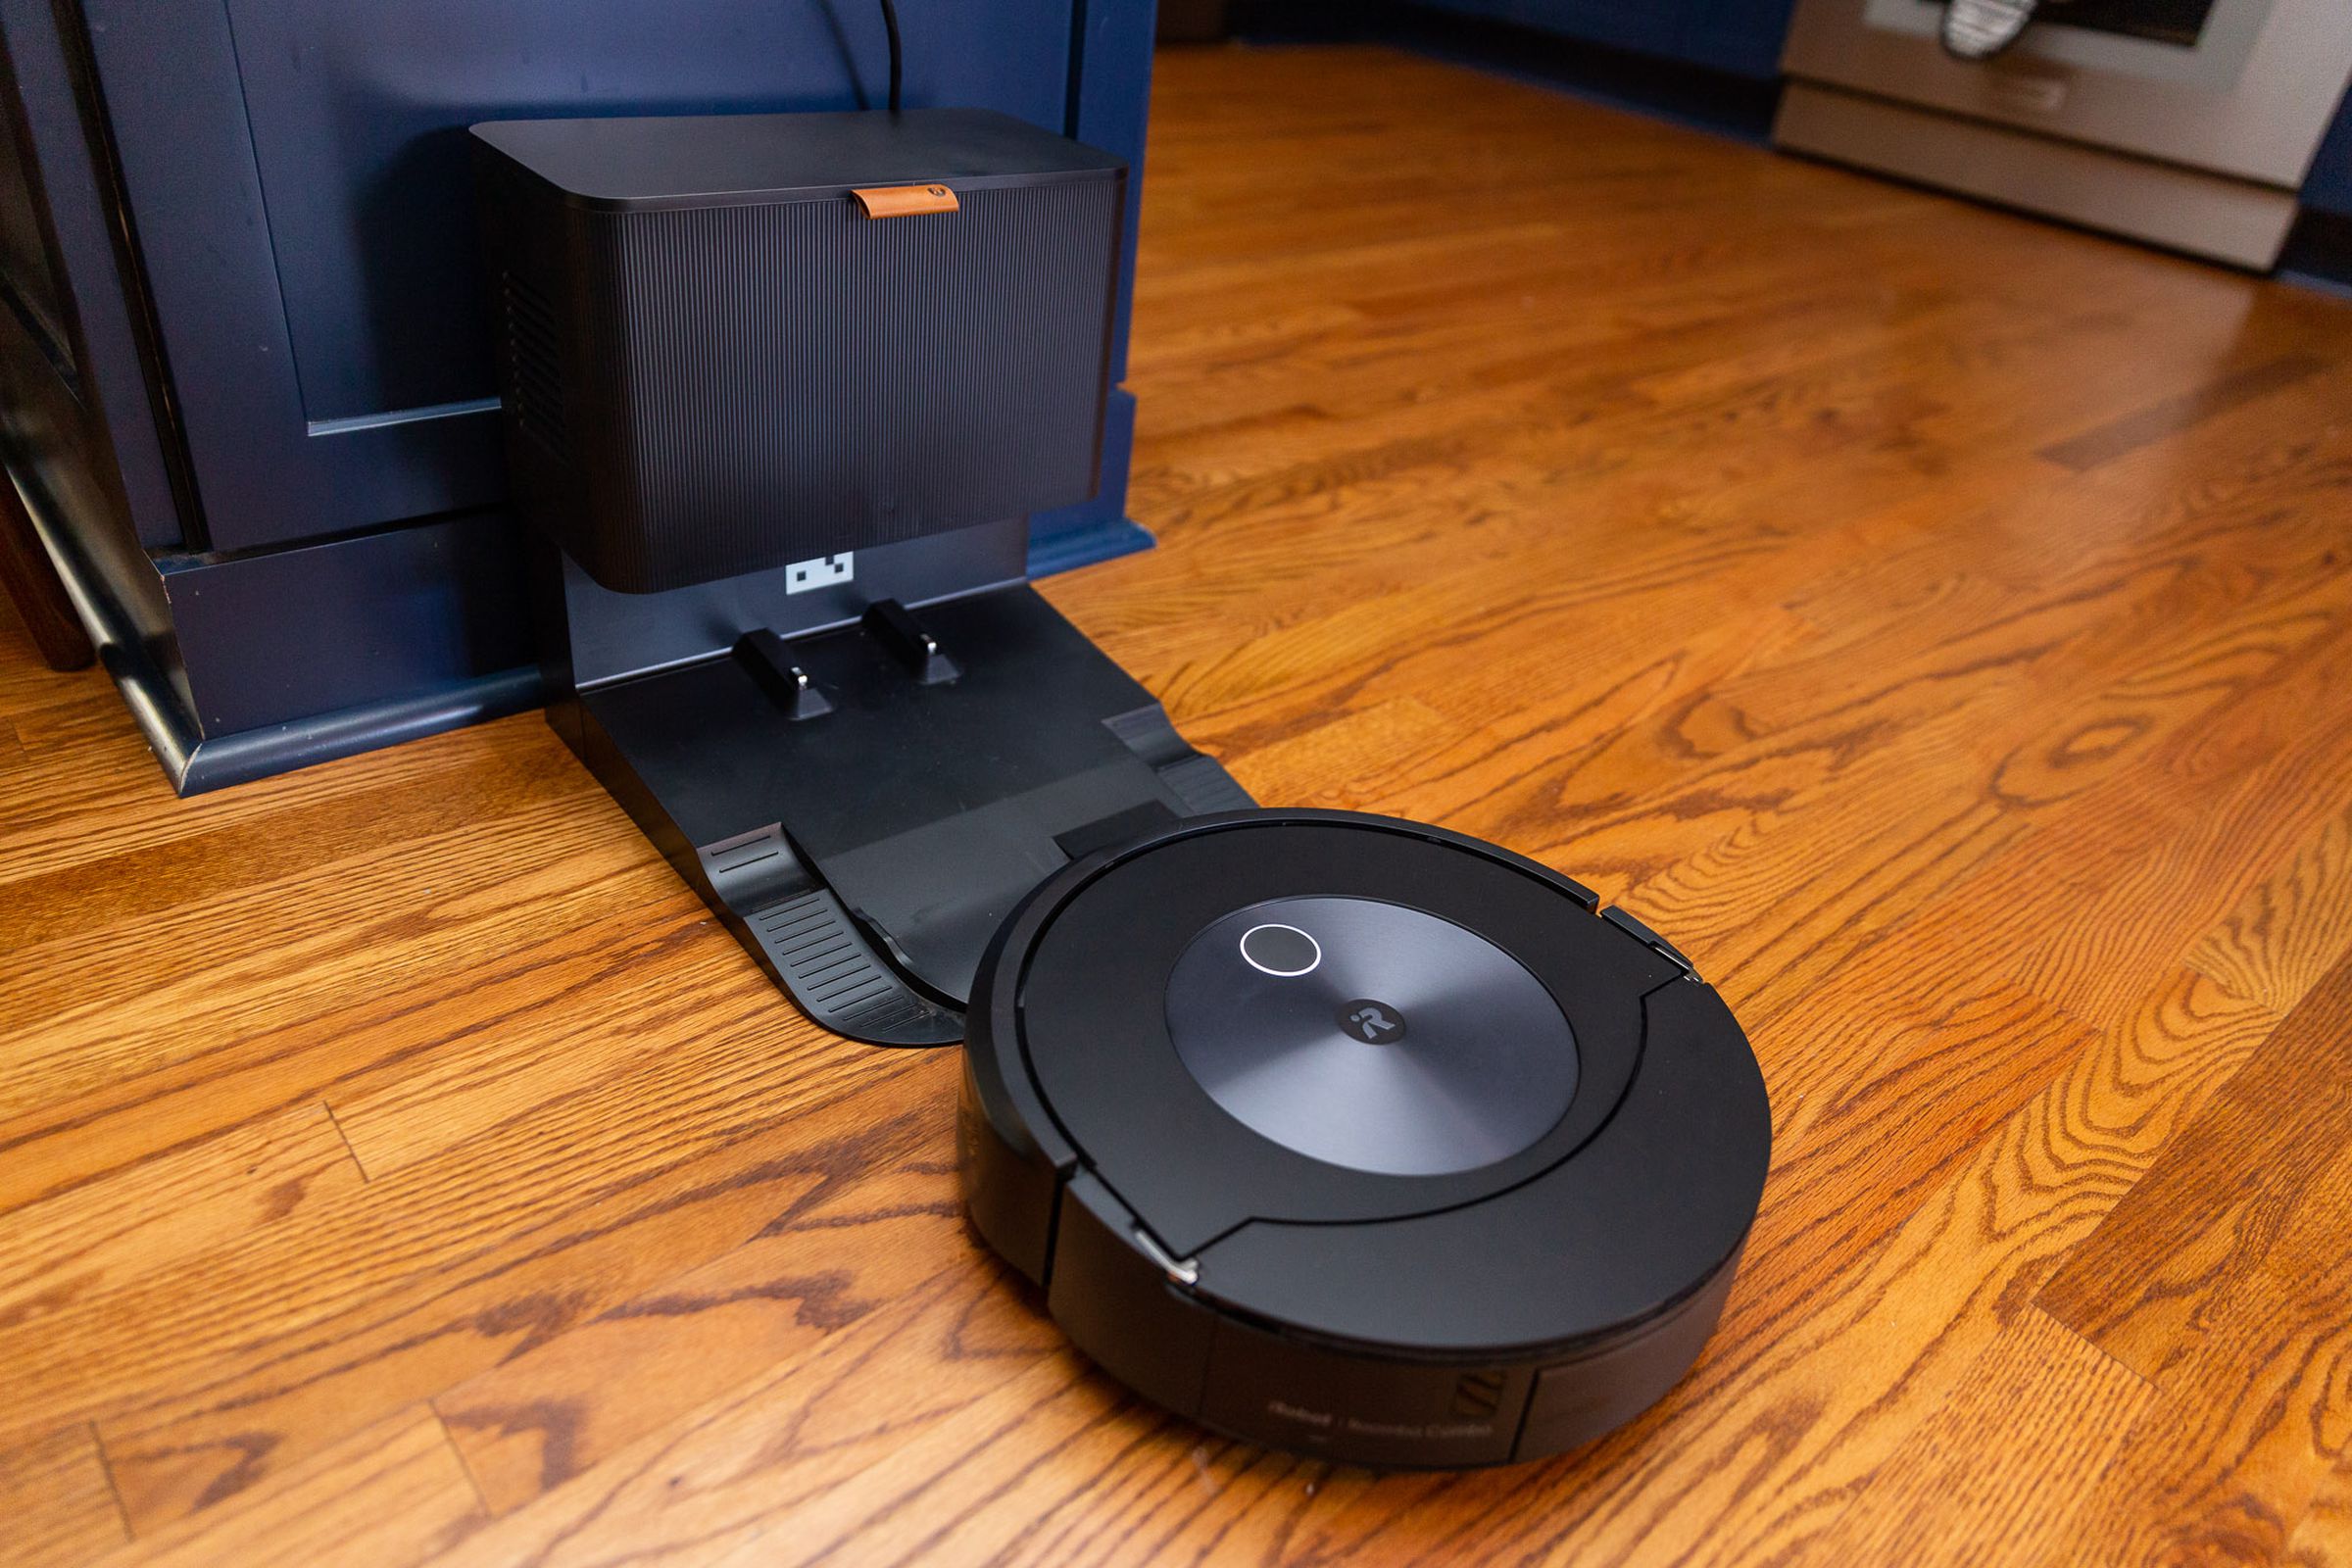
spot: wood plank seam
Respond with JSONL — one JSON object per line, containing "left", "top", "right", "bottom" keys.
{"left": 319, "top": 1102, "right": 370, "bottom": 1184}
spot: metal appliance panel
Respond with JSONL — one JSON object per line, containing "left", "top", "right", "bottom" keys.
{"left": 1782, "top": 0, "right": 2352, "bottom": 185}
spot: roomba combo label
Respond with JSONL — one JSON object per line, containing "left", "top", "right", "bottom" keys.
{"left": 960, "top": 809, "right": 1772, "bottom": 1469}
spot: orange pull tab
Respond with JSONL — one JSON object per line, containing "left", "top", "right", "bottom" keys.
{"left": 851, "top": 183, "right": 960, "bottom": 219}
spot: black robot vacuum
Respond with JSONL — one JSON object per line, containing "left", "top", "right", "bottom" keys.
{"left": 959, "top": 809, "right": 1771, "bottom": 1468}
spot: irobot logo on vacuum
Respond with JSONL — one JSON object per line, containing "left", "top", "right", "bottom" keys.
{"left": 1340, "top": 1001, "right": 1406, "bottom": 1042}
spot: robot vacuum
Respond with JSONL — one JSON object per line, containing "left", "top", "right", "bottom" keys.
{"left": 959, "top": 809, "right": 1771, "bottom": 1468}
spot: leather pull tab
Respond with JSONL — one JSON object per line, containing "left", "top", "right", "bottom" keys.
{"left": 851, "top": 183, "right": 960, "bottom": 219}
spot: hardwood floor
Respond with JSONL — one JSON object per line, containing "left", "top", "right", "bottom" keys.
{"left": 6, "top": 41, "right": 2352, "bottom": 1566}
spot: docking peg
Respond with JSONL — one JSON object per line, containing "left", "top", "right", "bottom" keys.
{"left": 861, "top": 598, "right": 960, "bottom": 684}
{"left": 735, "top": 628, "right": 835, "bottom": 719}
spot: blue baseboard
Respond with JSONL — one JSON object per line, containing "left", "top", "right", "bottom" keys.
{"left": 2280, "top": 209, "right": 2352, "bottom": 298}
{"left": 1229, "top": 1, "right": 1785, "bottom": 144}
{"left": 20, "top": 459, "right": 547, "bottom": 795}
{"left": 1027, "top": 514, "right": 1156, "bottom": 577}
{"left": 172, "top": 665, "right": 544, "bottom": 794}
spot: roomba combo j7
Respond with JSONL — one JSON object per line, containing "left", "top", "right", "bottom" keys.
{"left": 472, "top": 60, "right": 1771, "bottom": 1468}
{"left": 962, "top": 810, "right": 1768, "bottom": 1465}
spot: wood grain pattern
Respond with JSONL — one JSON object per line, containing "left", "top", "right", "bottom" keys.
{"left": 80, "top": 1410, "right": 486, "bottom": 1568}
{"left": 2057, "top": 1015, "right": 2352, "bottom": 1566}
{"left": 1803, "top": 1305, "right": 2159, "bottom": 1566}
{"left": 4, "top": 41, "right": 2352, "bottom": 1565}
{"left": 0, "top": 1423, "right": 127, "bottom": 1566}
{"left": 0, "top": 1103, "right": 362, "bottom": 1381}
{"left": 2190, "top": 800, "right": 2352, "bottom": 1012}
{"left": 2039, "top": 954, "right": 2352, "bottom": 1389}
{"left": 2291, "top": 1465, "right": 2352, "bottom": 1568}
{"left": 431, "top": 1059, "right": 964, "bottom": 1513}
{"left": 2034, "top": 353, "right": 2330, "bottom": 473}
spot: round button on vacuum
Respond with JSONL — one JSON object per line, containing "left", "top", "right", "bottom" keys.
{"left": 1238, "top": 922, "right": 1321, "bottom": 976}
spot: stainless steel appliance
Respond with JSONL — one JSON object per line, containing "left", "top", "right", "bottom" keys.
{"left": 1776, "top": 0, "right": 2352, "bottom": 267}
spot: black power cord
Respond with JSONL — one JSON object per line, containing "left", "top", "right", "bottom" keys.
{"left": 879, "top": 0, "right": 904, "bottom": 113}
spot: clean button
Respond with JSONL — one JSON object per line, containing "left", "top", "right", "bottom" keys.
{"left": 1239, "top": 923, "right": 1321, "bottom": 977}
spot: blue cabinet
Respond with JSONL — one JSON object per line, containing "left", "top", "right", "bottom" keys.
{"left": 1411, "top": 0, "right": 1800, "bottom": 81}
{"left": 0, "top": 0, "right": 1157, "bottom": 789}
{"left": 2306, "top": 89, "right": 2352, "bottom": 219}
{"left": 79, "top": 0, "right": 1116, "bottom": 553}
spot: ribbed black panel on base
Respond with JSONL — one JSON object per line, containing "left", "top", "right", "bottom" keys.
{"left": 686, "top": 819, "right": 964, "bottom": 1048}
{"left": 743, "top": 887, "right": 963, "bottom": 1045}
